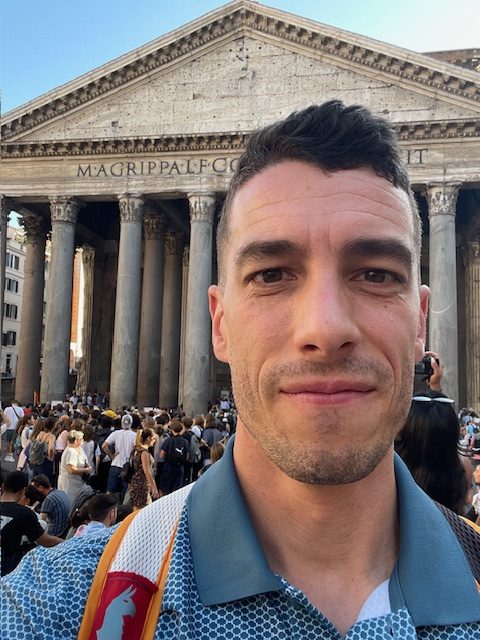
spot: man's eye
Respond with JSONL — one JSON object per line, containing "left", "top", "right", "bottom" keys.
{"left": 253, "top": 268, "right": 285, "bottom": 283}
{"left": 361, "top": 270, "right": 396, "bottom": 283}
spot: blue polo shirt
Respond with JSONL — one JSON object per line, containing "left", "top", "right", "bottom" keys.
{"left": 1, "top": 439, "right": 479, "bottom": 639}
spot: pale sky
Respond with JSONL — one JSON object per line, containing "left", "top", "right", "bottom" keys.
{"left": 1, "top": 0, "right": 479, "bottom": 114}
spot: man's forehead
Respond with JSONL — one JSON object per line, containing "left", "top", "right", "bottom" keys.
{"left": 229, "top": 161, "right": 414, "bottom": 233}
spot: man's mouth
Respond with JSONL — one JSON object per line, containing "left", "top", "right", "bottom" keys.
{"left": 279, "top": 380, "right": 375, "bottom": 405}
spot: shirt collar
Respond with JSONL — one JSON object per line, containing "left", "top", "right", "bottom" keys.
{"left": 188, "top": 437, "right": 283, "bottom": 605}
{"left": 188, "top": 438, "right": 479, "bottom": 623}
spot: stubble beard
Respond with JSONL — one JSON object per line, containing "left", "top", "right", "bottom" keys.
{"left": 231, "top": 357, "right": 413, "bottom": 485}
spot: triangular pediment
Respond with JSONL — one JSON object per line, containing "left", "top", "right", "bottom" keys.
{"left": 2, "top": 0, "right": 479, "bottom": 147}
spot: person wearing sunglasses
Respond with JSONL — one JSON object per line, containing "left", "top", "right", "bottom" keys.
{"left": 396, "top": 381, "right": 473, "bottom": 516}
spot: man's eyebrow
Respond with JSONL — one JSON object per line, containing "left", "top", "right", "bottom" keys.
{"left": 341, "top": 238, "right": 413, "bottom": 270}
{"left": 234, "top": 240, "right": 303, "bottom": 267}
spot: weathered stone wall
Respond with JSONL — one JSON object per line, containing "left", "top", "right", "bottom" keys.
{"left": 17, "top": 37, "right": 480, "bottom": 143}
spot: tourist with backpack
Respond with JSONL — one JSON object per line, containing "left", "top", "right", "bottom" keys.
{"left": 158, "top": 420, "right": 189, "bottom": 495}
{"left": 188, "top": 424, "right": 204, "bottom": 482}
{"left": 13, "top": 414, "right": 34, "bottom": 472}
{"left": 28, "top": 418, "right": 56, "bottom": 484}
{"left": 3, "top": 400, "right": 24, "bottom": 463}
{"left": 93, "top": 413, "right": 115, "bottom": 492}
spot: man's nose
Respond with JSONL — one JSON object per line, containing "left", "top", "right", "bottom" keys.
{"left": 292, "top": 273, "right": 361, "bottom": 360}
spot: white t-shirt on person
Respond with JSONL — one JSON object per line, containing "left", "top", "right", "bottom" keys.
{"left": 104, "top": 429, "right": 136, "bottom": 468}
{"left": 4, "top": 404, "right": 24, "bottom": 431}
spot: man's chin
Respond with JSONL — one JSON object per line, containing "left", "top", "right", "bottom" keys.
{"left": 266, "top": 445, "right": 391, "bottom": 486}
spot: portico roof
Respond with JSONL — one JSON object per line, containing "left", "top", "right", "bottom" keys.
{"left": 1, "top": 0, "right": 479, "bottom": 152}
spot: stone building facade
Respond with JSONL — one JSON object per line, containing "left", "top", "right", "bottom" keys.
{"left": 1, "top": 1, "right": 479, "bottom": 414}
{"left": 2, "top": 225, "right": 26, "bottom": 378}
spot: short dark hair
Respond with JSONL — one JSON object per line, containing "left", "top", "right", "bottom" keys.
{"left": 32, "top": 474, "right": 52, "bottom": 489}
{"left": 170, "top": 420, "right": 183, "bottom": 435}
{"left": 217, "top": 100, "right": 420, "bottom": 280}
{"left": 87, "top": 493, "right": 118, "bottom": 522}
{"left": 131, "top": 413, "right": 142, "bottom": 430}
{"left": 25, "top": 484, "right": 43, "bottom": 506}
{"left": 99, "top": 415, "right": 113, "bottom": 430}
{"left": 3, "top": 470, "right": 29, "bottom": 493}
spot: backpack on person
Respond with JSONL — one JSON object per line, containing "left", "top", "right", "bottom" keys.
{"left": 166, "top": 436, "right": 188, "bottom": 466}
{"left": 189, "top": 434, "right": 201, "bottom": 464}
{"left": 120, "top": 450, "right": 136, "bottom": 484}
{"left": 29, "top": 439, "right": 47, "bottom": 465}
{"left": 14, "top": 433, "right": 23, "bottom": 455}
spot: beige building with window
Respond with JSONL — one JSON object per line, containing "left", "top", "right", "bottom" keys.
{"left": 1, "top": 1, "right": 479, "bottom": 413}
{"left": 2, "top": 225, "right": 26, "bottom": 379}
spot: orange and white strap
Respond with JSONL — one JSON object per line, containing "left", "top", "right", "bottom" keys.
{"left": 78, "top": 484, "right": 193, "bottom": 640}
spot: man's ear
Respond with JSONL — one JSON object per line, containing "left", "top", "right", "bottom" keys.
{"left": 414, "top": 285, "right": 430, "bottom": 362}
{"left": 208, "top": 285, "right": 229, "bottom": 363}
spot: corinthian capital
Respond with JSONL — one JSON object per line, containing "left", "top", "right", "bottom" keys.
{"left": 143, "top": 214, "right": 165, "bottom": 240}
{"left": 426, "top": 183, "right": 461, "bottom": 217}
{"left": 165, "top": 230, "right": 184, "bottom": 256}
{"left": 19, "top": 213, "right": 46, "bottom": 244}
{"left": 118, "top": 193, "right": 144, "bottom": 223}
{"left": 188, "top": 193, "right": 216, "bottom": 224}
{"left": 49, "top": 197, "right": 81, "bottom": 224}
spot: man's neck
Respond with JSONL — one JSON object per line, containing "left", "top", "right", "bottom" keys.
{"left": 1, "top": 492, "right": 22, "bottom": 503}
{"left": 233, "top": 425, "right": 398, "bottom": 636}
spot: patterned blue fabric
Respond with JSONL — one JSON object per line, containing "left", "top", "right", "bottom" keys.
{"left": 1, "top": 512, "right": 479, "bottom": 640}
{"left": 1, "top": 442, "right": 479, "bottom": 639}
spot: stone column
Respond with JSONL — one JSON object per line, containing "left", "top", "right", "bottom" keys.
{"left": 89, "top": 241, "right": 118, "bottom": 396}
{"left": 137, "top": 213, "right": 165, "bottom": 409}
{"left": 159, "top": 231, "right": 184, "bottom": 409}
{"left": 15, "top": 214, "right": 47, "bottom": 405}
{"left": 427, "top": 183, "right": 460, "bottom": 402}
{"left": 76, "top": 245, "right": 95, "bottom": 395}
{"left": 178, "top": 245, "right": 190, "bottom": 408}
{"left": 110, "top": 194, "right": 144, "bottom": 409}
{"left": 464, "top": 240, "right": 480, "bottom": 411}
{"left": 41, "top": 197, "right": 80, "bottom": 403}
{"left": 0, "top": 196, "right": 11, "bottom": 386}
{"left": 183, "top": 194, "right": 215, "bottom": 417}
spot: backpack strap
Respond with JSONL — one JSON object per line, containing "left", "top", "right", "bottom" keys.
{"left": 436, "top": 502, "right": 480, "bottom": 584}
{"left": 77, "top": 483, "right": 193, "bottom": 640}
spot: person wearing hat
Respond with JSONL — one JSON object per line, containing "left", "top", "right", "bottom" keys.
{"left": 102, "top": 413, "right": 138, "bottom": 498}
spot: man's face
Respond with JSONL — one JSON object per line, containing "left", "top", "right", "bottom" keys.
{"left": 209, "top": 161, "right": 429, "bottom": 485}
{"left": 31, "top": 482, "right": 46, "bottom": 496}
{"left": 473, "top": 465, "right": 480, "bottom": 485}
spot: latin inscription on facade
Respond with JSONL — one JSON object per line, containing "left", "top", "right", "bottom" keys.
{"left": 76, "top": 149, "right": 427, "bottom": 178}
{"left": 77, "top": 157, "right": 239, "bottom": 178}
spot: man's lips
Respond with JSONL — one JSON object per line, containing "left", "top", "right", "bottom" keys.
{"left": 279, "top": 381, "right": 375, "bottom": 404}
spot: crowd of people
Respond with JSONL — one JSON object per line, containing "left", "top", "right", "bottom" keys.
{"left": 0, "top": 396, "right": 233, "bottom": 575}
{"left": 2, "top": 366, "right": 478, "bottom": 578}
